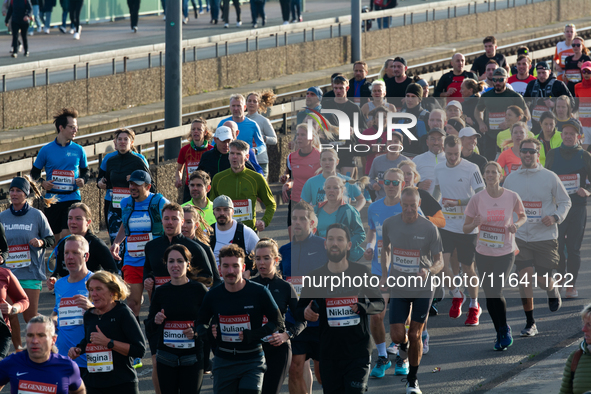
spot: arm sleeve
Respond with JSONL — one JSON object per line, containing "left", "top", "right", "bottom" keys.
{"left": 0, "top": 224, "right": 8, "bottom": 263}
{"left": 6, "top": 270, "right": 29, "bottom": 314}
{"left": 191, "top": 243, "right": 214, "bottom": 280}
{"left": 285, "top": 284, "right": 306, "bottom": 337}
{"left": 432, "top": 184, "right": 442, "bottom": 202}
{"left": 261, "top": 119, "right": 278, "bottom": 145}
{"left": 97, "top": 167, "right": 106, "bottom": 189}
{"left": 30, "top": 165, "right": 42, "bottom": 181}
{"left": 259, "top": 178, "right": 277, "bottom": 227}
{"left": 122, "top": 307, "right": 147, "bottom": 359}
{"left": 79, "top": 167, "right": 89, "bottom": 184}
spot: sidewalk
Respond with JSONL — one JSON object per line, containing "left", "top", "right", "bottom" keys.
{"left": 486, "top": 338, "right": 582, "bottom": 393}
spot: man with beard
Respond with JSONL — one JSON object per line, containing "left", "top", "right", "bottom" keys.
{"left": 181, "top": 170, "right": 215, "bottom": 225}
{"left": 196, "top": 244, "right": 284, "bottom": 394}
{"left": 297, "top": 224, "right": 385, "bottom": 394}
{"left": 385, "top": 57, "right": 413, "bottom": 109}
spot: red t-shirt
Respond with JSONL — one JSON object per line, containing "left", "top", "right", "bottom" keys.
{"left": 177, "top": 143, "right": 214, "bottom": 185}
{"left": 288, "top": 148, "right": 321, "bottom": 202}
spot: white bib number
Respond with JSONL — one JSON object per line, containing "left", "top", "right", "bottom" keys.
{"left": 286, "top": 277, "right": 302, "bottom": 298}
{"left": 6, "top": 244, "right": 31, "bottom": 269}
{"left": 187, "top": 161, "right": 200, "bottom": 175}
{"left": 58, "top": 297, "right": 84, "bottom": 327}
{"left": 219, "top": 314, "right": 251, "bottom": 342}
{"left": 232, "top": 200, "right": 253, "bottom": 223}
{"left": 111, "top": 187, "right": 130, "bottom": 209}
{"left": 18, "top": 380, "right": 57, "bottom": 394}
{"left": 51, "top": 170, "right": 76, "bottom": 192}
{"left": 524, "top": 201, "right": 542, "bottom": 223}
{"left": 127, "top": 233, "right": 152, "bottom": 258}
{"left": 326, "top": 297, "right": 360, "bottom": 327}
{"left": 488, "top": 112, "right": 505, "bottom": 130}
{"left": 559, "top": 174, "right": 580, "bottom": 195}
{"left": 164, "top": 321, "right": 194, "bottom": 348}
{"left": 565, "top": 69, "right": 582, "bottom": 83}
{"left": 442, "top": 198, "right": 465, "bottom": 220}
{"left": 155, "top": 276, "right": 171, "bottom": 288}
{"left": 391, "top": 247, "right": 420, "bottom": 273}
{"left": 580, "top": 103, "right": 591, "bottom": 118}
{"left": 532, "top": 105, "right": 549, "bottom": 122}
{"left": 478, "top": 225, "right": 506, "bottom": 248}
{"left": 86, "top": 344, "right": 114, "bottom": 373}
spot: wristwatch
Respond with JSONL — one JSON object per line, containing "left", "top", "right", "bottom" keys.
{"left": 552, "top": 214, "right": 560, "bottom": 223}
{"left": 107, "top": 339, "right": 115, "bottom": 349}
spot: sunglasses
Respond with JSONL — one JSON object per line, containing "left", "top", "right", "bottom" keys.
{"left": 520, "top": 148, "right": 539, "bottom": 154}
{"left": 380, "top": 180, "right": 402, "bottom": 186}
{"left": 491, "top": 78, "right": 505, "bottom": 83}
{"left": 572, "top": 43, "right": 582, "bottom": 47}
{"left": 583, "top": 69, "right": 591, "bottom": 74}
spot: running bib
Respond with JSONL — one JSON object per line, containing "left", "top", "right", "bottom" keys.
{"left": 488, "top": 112, "right": 505, "bottom": 130}
{"left": 510, "top": 164, "right": 520, "bottom": 172}
{"left": 233, "top": 200, "right": 253, "bottom": 223}
{"left": 523, "top": 201, "right": 542, "bottom": 223}
{"left": 6, "top": 244, "right": 31, "bottom": 269}
{"left": 286, "top": 276, "right": 302, "bottom": 298}
{"left": 17, "top": 380, "right": 57, "bottom": 394}
{"left": 58, "top": 297, "right": 84, "bottom": 327}
{"left": 442, "top": 198, "right": 464, "bottom": 220}
{"left": 127, "top": 233, "right": 152, "bottom": 258}
{"left": 326, "top": 297, "right": 360, "bottom": 327}
{"left": 559, "top": 174, "right": 580, "bottom": 195}
{"left": 565, "top": 69, "right": 582, "bottom": 83}
{"left": 391, "top": 247, "right": 420, "bottom": 273}
{"left": 86, "top": 344, "right": 114, "bottom": 373}
{"left": 164, "top": 321, "right": 194, "bottom": 348}
{"left": 51, "top": 169, "right": 76, "bottom": 192}
{"left": 478, "top": 225, "right": 506, "bottom": 248}
{"left": 219, "top": 314, "right": 251, "bottom": 342}
{"left": 376, "top": 240, "right": 383, "bottom": 262}
{"left": 187, "top": 161, "right": 200, "bottom": 175}
{"left": 111, "top": 187, "right": 130, "bottom": 209}
{"left": 579, "top": 102, "right": 591, "bottom": 118}
{"left": 155, "top": 276, "right": 171, "bottom": 288}
{"left": 532, "top": 105, "right": 549, "bottom": 122}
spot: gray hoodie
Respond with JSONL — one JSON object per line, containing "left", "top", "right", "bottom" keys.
{"left": 503, "top": 164, "right": 571, "bottom": 242}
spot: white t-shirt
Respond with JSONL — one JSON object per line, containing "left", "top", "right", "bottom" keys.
{"left": 434, "top": 159, "right": 485, "bottom": 234}
{"left": 413, "top": 151, "right": 446, "bottom": 196}
{"left": 213, "top": 220, "right": 260, "bottom": 264}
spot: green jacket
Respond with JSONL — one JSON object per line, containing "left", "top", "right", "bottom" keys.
{"left": 210, "top": 167, "right": 276, "bottom": 230}
{"left": 560, "top": 340, "right": 591, "bottom": 394}
{"left": 536, "top": 130, "right": 562, "bottom": 167}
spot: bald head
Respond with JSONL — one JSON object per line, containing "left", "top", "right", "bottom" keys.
{"left": 452, "top": 53, "right": 465, "bottom": 73}
{"left": 223, "top": 121, "right": 239, "bottom": 138}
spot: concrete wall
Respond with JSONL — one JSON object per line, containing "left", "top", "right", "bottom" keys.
{"left": 1, "top": 0, "right": 588, "bottom": 131}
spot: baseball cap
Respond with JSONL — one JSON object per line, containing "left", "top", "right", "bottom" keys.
{"left": 446, "top": 100, "right": 462, "bottom": 111}
{"left": 428, "top": 127, "right": 446, "bottom": 136}
{"left": 561, "top": 118, "right": 582, "bottom": 134}
{"left": 492, "top": 68, "right": 508, "bottom": 77}
{"left": 213, "top": 195, "right": 234, "bottom": 209}
{"left": 581, "top": 61, "right": 591, "bottom": 72}
{"left": 214, "top": 126, "right": 233, "bottom": 141}
{"left": 307, "top": 86, "right": 323, "bottom": 99}
{"left": 129, "top": 170, "right": 151, "bottom": 185}
{"left": 535, "top": 61, "right": 550, "bottom": 70}
{"left": 458, "top": 127, "right": 480, "bottom": 138}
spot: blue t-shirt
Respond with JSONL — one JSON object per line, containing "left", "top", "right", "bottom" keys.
{"left": 300, "top": 173, "right": 362, "bottom": 206}
{"left": 367, "top": 198, "right": 423, "bottom": 276}
{"left": 100, "top": 151, "right": 149, "bottom": 201}
{"left": 0, "top": 351, "right": 82, "bottom": 394}
{"left": 53, "top": 271, "right": 93, "bottom": 368}
{"left": 217, "top": 116, "right": 267, "bottom": 156}
{"left": 120, "top": 193, "right": 168, "bottom": 267}
{"left": 33, "top": 139, "right": 88, "bottom": 202}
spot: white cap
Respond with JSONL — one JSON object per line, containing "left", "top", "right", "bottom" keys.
{"left": 214, "top": 126, "right": 233, "bottom": 141}
{"left": 446, "top": 100, "right": 462, "bottom": 111}
{"left": 458, "top": 127, "right": 480, "bottom": 138}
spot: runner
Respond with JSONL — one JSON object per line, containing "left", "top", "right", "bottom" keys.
{"left": 322, "top": 75, "right": 367, "bottom": 131}
{"left": 385, "top": 57, "right": 413, "bottom": 109}
{"left": 458, "top": 127, "right": 488, "bottom": 175}
{"left": 503, "top": 138, "right": 571, "bottom": 337}
{"left": 536, "top": 111, "right": 563, "bottom": 167}
{"left": 246, "top": 91, "right": 278, "bottom": 179}
{"left": 434, "top": 53, "right": 477, "bottom": 101}
{"left": 368, "top": 131, "right": 406, "bottom": 200}
{"left": 434, "top": 135, "right": 485, "bottom": 325}
{"left": 175, "top": 118, "right": 213, "bottom": 203}
{"left": 562, "top": 36, "right": 590, "bottom": 96}
{"left": 575, "top": 61, "right": 591, "bottom": 149}
{"left": 0, "top": 315, "right": 84, "bottom": 393}
{"left": 181, "top": 170, "right": 216, "bottom": 226}
{"left": 361, "top": 80, "right": 397, "bottom": 119}
{"left": 495, "top": 105, "right": 530, "bottom": 149}
{"left": 553, "top": 23, "right": 576, "bottom": 81}
{"left": 251, "top": 239, "right": 305, "bottom": 394}
{"left": 398, "top": 83, "right": 430, "bottom": 155}
{"left": 195, "top": 244, "right": 284, "bottom": 394}
{"left": 507, "top": 55, "right": 536, "bottom": 96}
{"left": 464, "top": 162, "right": 527, "bottom": 350}
{"left": 0, "top": 264, "right": 28, "bottom": 359}
{"left": 471, "top": 36, "right": 509, "bottom": 79}
{"left": 497, "top": 122, "right": 529, "bottom": 177}
{"left": 69, "top": 271, "right": 147, "bottom": 393}
{"left": 51, "top": 235, "right": 94, "bottom": 374}
{"left": 347, "top": 61, "right": 372, "bottom": 106}
{"left": 30, "top": 108, "right": 88, "bottom": 242}
{"left": 412, "top": 127, "right": 446, "bottom": 196}
{"left": 0, "top": 176, "right": 55, "bottom": 351}
{"left": 297, "top": 224, "right": 385, "bottom": 394}
{"left": 544, "top": 119, "right": 591, "bottom": 298}
{"left": 380, "top": 187, "right": 444, "bottom": 394}
{"left": 146, "top": 245, "right": 209, "bottom": 394}
{"left": 217, "top": 94, "right": 267, "bottom": 156}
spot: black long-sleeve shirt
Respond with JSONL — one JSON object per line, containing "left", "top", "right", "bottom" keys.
{"left": 97, "top": 151, "right": 155, "bottom": 194}
{"left": 195, "top": 280, "right": 284, "bottom": 360}
{"left": 53, "top": 230, "right": 118, "bottom": 278}
{"left": 143, "top": 234, "right": 220, "bottom": 288}
{"left": 5, "top": 0, "right": 32, "bottom": 25}
{"left": 296, "top": 262, "right": 385, "bottom": 361}
{"left": 77, "top": 302, "right": 146, "bottom": 388}
{"left": 251, "top": 275, "right": 306, "bottom": 339}
{"left": 145, "top": 280, "right": 208, "bottom": 356}
{"left": 197, "top": 147, "right": 256, "bottom": 180}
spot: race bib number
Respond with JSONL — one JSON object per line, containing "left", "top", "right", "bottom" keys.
{"left": 442, "top": 198, "right": 465, "bottom": 220}
{"left": 524, "top": 201, "right": 542, "bottom": 223}
{"left": 51, "top": 170, "right": 76, "bottom": 192}
{"left": 111, "top": 187, "right": 130, "bottom": 209}
{"left": 532, "top": 105, "right": 549, "bottom": 122}
{"left": 488, "top": 112, "right": 505, "bottom": 130}
{"left": 86, "top": 344, "right": 114, "bottom": 373}
{"left": 219, "top": 314, "right": 251, "bottom": 342}
{"left": 559, "top": 174, "right": 580, "bottom": 195}
{"left": 164, "top": 321, "right": 195, "bottom": 348}
{"left": 478, "top": 225, "right": 506, "bottom": 248}
{"left": 579, "top": 102, "right": 591, "bottom": 118}
{"left": 58, "top": 297, "right": 84, "bottom": 327}
{"left": 565, "top": 69, "right": 582, "bottom": 83}
{"left": 326, "top": 297, "right": 360, "bottom": 327}
{"left": 127, "top": 233, "right": 152, "bottom": 258}
{"left": 6, "top": 244, "right": 31, "bottom": 269}
{"left": 391, "top": 247, "right": 420, "bottom": 273}
{"left": 233, "top": 200, "right": 253, "bottom": 223}
{"left": 376, "top": 240, "right": 383, "bottom": 262}
{"left": 18, "top": 380, "right": 57, "bottom": 394}
{"left": 155, "top": 276, "right": 171, "bottom": 288}
{"left": 510, "top": 164, "right": 520, "bottom": 172}
{"left": 187, "top": 161, "right": 200, "bottom": 175}
{"left": 286, "top": 276, "right": 302, "bottom": 298}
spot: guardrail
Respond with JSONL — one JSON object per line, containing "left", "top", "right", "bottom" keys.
{"left": 0, "top": 0, "right": 549, "bottom": 89}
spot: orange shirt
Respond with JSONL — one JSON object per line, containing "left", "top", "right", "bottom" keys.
{"left": 554, "top": 41, "right": 575, "bottom": 81}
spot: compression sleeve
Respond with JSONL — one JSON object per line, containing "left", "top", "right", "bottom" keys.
{"left": 30, "top": 165, "right": 42, "bottom": 180}
{"left": 79, "top": 167, "right": 90, "bottom": 184}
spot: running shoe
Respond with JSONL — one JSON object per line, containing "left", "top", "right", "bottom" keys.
{"left": 498, "top": 325, "right": 513, "bottom": 350}
{"left": 520, "top": 323, "right": 538, "bottom": 337}
{"left": 547, "top": 287, "right": 562, "bottom": 312}
{"left": 464, "top": 304, "right": 482, "bottom": 326}
{"left": 133, "top": 358, "right": 143, "bottom": 369}
{"left": 394, "top": 355, "right": 409, "bottom": 375}
{"left": 405, "top": 378, "right": 422, "bottom": 394}
{"left": 387, "top": 342, "right": 398, "bottom": 355}
{"left": 566, "top": 286, "right": 578, "bottom": 298}
{"left": 236, "top": 21, "right": 242, "bottom": 27}
{"left": 429, "top": 302, "right": 438, "bottom": 316}
{"left": 59, "top": 25, "right": 67, "bottom": 33}
{"left": 370, "top": 356, "right": 391, "bottom": 378}
{"left": 448, "top": 291, "right": 465, "bottom": 319}
{"left": 422, "top": 330, "right": 429, "bottom": 354}
{"left": 11, "top": 52, "right": 17, "bottom": 58}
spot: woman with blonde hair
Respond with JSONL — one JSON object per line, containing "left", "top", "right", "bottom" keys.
{"left": 246, "top": 91, "right": 278, "bottom": 179}
{"left": 564, "top": 36, "right": 591, "bottom": 96}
